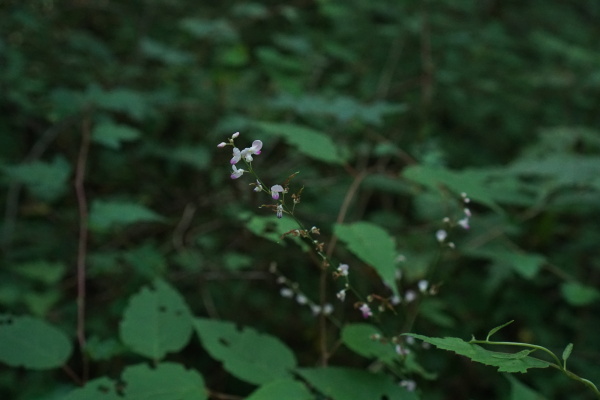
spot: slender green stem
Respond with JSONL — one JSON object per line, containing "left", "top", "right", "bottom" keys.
{"left": 470, "top": 340, "right": 562, "bottom": 366}
{"left": 470, "top": 340, "right": 600, "bottom": 398}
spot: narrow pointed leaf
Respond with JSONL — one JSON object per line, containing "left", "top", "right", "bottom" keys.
{"left": 486, "top": 320, "right": 514, "bottom": 341}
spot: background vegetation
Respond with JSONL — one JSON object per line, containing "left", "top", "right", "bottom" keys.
{"left": 1, "top": 1, "right": 600, "bottom": 399}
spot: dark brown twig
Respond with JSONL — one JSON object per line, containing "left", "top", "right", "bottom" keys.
{"left": 74, "top": 116, "right": 92, "bottom": 381}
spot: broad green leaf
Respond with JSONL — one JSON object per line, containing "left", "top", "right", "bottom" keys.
{"left": 122, "top": 363, "right": 207, "bottom": 400}
{"left": 86, "top": 336, "right": 125, "bottom": 361}
{"left": 506, "top": 375, "right": 547, "bottom": 400}
{"left": 560, "top": 282, "right": 600, "bottom": 306}
{"left": 194, "top": 318, "right": 297, "bottom": 385}
{"left": 179, "top": 18, "right": 238, "bottom": 42}
{"left": 2, "top": 155, "right": 71, "bottom": 202}
{"left": 510, "top": 154, "right": 600, "bottom": 189}
{"left": 404, "top": 334, "right": 551, "bottom": 373}
{"left": 0, "top": 315, "right": 72, "bottom": 369}
{"left": 122, "top": 244, "right": 167, "bottom": 277}
{"left": 244, "top": 213, "right": 305, "bottom": 246}
{"left": 146, "top": 144, "right": 211, "bottom": 170}
{"left": 23, "top": 290, "right": 62, "bottom": 317}
{"left": 270, "top": 93, "right": 406, "bottom": 125}
{"left": 255, "top": 121, "right": 346, "bottom": 164}
{"left": 89, "top": 200, "right": 166, "bottom": 232}
{"left": 11, "top": 260, "right": 66, "bottom": 284}
{"left": 120, "top": 279, "right": 193, "bottom": 360}
{"left": 64, "top": 377, "right": 120, "bottom": 400}
{"left": 246, "top": 379, "right": 314, "bottom": 400}
{"left": 65, "top": 363, "right": 208, "bottom": 400}
{"left": 140, "top": 38, "right": 193, "bottom": 65}
{"left": 403, "top": 165, "right": 503, "bottom": 213}
{"left": 334, "top": 222, "right": 398, "bottom": 296}
{"left": 86, "top": 86, "right": 149, "bottom": 120}
{"left": 92, "top": 122, "right": 141, "bottom": 149}
{"left": 341, "top": 323, "right": 397, "bottom": 364}
{"left": 297, "top": 367, "right": 418, "bottom": 400}
{"left": 465, "top": 244, "right": 545, "bottom": 280}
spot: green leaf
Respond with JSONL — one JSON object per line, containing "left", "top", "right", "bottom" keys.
{"left": 194, "top": 318, "right": 297, "bottom": 385}
{"left": 2, "top": 155, "right": 71, "bottom": 202}
{"left": 146, "top": 144, "right": 211, "bottom": 171}
{"left": 119, "top": 279, "right": 193, "bottom": 360}
{"left": 122, "top": 363, "right": 208, "bottom": 400}
{"left": 0, "top": 315, "right": 72, "bottom": 369}
{"left": 465, "top": 244, "right": 546, "bottom": 280}
{"left": 11, "top": 260, "right": 66, "bottom": 284}
{"left": 341, "top": 323, "right": 397, "bottom": 364}
{"left": 64, "top": 363, "right": 208, "bottom": 400}
{"left": 297, "top": 367, "right": 418, "bottom": 400}
{"left": 506, "top": 375, "right": 547, "bottom": 400}
{"left": 86, "top": 86, "right": 149, "bottom": 120}
{"left": 403, "top": 165, "right": 503, "bottom": 213}
{"left": 64, "top": 377, "right": 120, "bottom": 400}
{"left": 89, "top": 200, "right": 166, "bottom": 232}
{"left": 562, "top": 343, "right": 573, "bottom": 364}
{"left": 486, "top": 320, "right": 514, "bottom": 341}
{"left": 246, "top": 379, "right": 313, "bottom": 400}
{"left": 404, "top": 334, "right": 552, "bottom": 373}
{"left": 86, "top": 336, "right": 125, "bottom": 361}
{"left": 244, "top": 213, "right": 304, "bottom": 246}
{"left": 140, "top": 38, "right": 193, "bottom": 65}
{"left": 255, "top": 121, "right": 346, "bottom": 164}
{"left": 560, "top": 281, "right": 600, "bottom": 306}
{"left": 334, "top": 222, "right": 398, "bottom": 296}
{"left": 92, "top": 122, "right": 141, "bottom": 150}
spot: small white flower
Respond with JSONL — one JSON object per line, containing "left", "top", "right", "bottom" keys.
{"left": 247, "top": 139, "right": 262, "bottom": 154}
{"left": 336, "top": 289, "right": 347, "bottom": 302}
{"left": 280, "top": 288, "right": 294, "bottom": 298}
{"left": 311, "top": 305, "right": 322, "bottom": 315}
{"left": 217, "top": 142, "right": 227, "bottom": 148}
{"left": 395, "top": 254, "right": 406, "bottom": 263}
{"left": 390, "top": 295, "right": 402, "bottom": 305}
{"left": 276, "top": 204, "right": 283, "bottom": 219}
{"left": 296, "top": 294, "right": 307, "bottom": 304}
{"left": 231, "top": 147, "right": 242, "bottom": 164}
{"left": 271, "top": 184, "right": 284, "bottom": 200}
{"left": 418, "top": 280, "right": 429, "bottom": 293}
{"left": 405, "top": 290, "right": 417, "bottom": 303}
{"left": 231, "top": 131, "right": 240, "bottom": 139}
{"left": 359, "top": 304, "right": 373, "bottom": 318}
{"left": 436, "top": 229, "right": 447, "bottom": 242}
{"left": 464, "top": 207, "right": 472, "bottom": 217}
{"left": 458, "top": 217, "right": 470, "bottom": 229}
{"left": 337, "top": 264, "right": 349, "bottom": 276}
{"left": 395, "top": 344, "right": 410, "bottom": 356}
{"left": 322, "top": 303, "right": 333, "bottom": 315}
{"left": 254, "top": 180, "right": 262, "bottom": 192}
{"left": 231, "top": 165, "right": 245, "bottom": 179}
{"left": 399, "top": 380, "right": 417, "bottom": 392}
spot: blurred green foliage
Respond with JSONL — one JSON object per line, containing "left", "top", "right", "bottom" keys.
{"left": 1, "top": 0, "right": 600, "bottom": 399}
